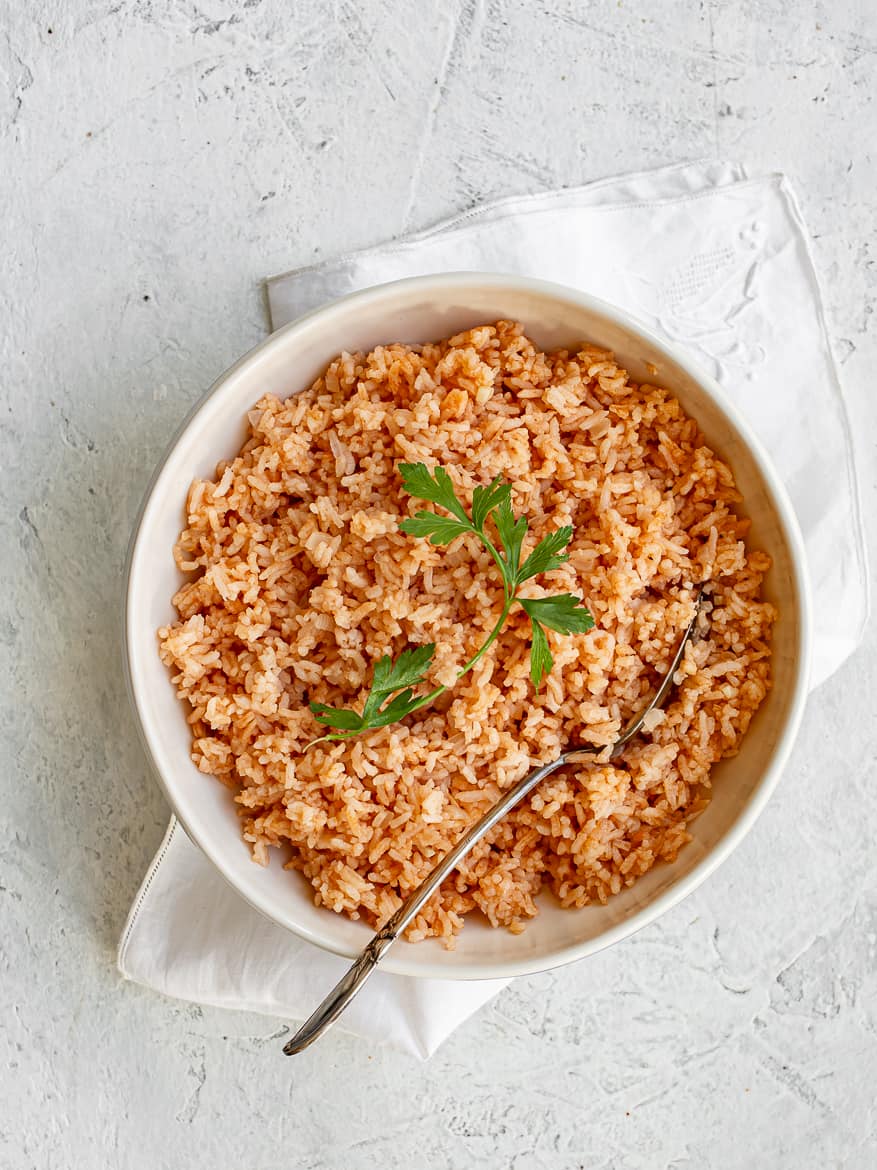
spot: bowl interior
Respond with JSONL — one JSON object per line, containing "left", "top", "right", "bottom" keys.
{"left": 126, "top": 275, "right": 808, "bottom": 979}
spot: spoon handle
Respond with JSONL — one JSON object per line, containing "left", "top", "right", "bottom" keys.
{"left": 281, "top": 932, "right": 394, "bottom": 1055}
{"left": 282, "top": 752, "right": 574, "bottom": 1055}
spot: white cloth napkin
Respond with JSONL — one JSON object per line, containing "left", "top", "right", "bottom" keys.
{"left": 119, "top": 161, "right": 869, "bottom": 1059}
{"left": 118, "top": 821, "right": 502, "bottom": 1059}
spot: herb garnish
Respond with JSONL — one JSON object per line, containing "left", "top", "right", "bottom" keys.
{"left": 308, "top": 464, "right": 593, "bottom": 742}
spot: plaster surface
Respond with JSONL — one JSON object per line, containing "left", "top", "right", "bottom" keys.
{"left": 1, "top": 2, "right": 875, "bottom": 1166}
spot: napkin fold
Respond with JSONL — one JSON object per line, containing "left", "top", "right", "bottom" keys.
{"left": 120, "top": 161, "right": 869, "bottom": 1059}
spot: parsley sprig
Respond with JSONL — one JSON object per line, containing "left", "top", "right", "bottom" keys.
{"left": 308, "top": 464, "right": 593, "bottom": 742}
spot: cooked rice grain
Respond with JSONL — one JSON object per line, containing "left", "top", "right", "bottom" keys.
{"left": 159, "top": 322, "right": 774, "bottom": 944}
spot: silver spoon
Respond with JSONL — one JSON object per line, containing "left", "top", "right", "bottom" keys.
{"left": 283, "top": 589, "right": 705, "bottom": 1056}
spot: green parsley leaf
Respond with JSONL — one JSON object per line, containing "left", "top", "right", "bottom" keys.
{"left": 471, "top": 475, "right": 512, "bottom": 530}
{"left": 369, "top": 644, "right": 436, "bottom": 695}
{"left": 400, "top": 463, "right": 515, "bottom": 593}
{"left": 519, "top": 593, "right": 595, "bottom": 634}
{"left": 309, "top": 644, "right": 436, "bottom": 740}
{"left": 399, "top": 463, "right": 469, "bottom": 524}
{"left": 517, "top": 526, "right": 573, "bottom": 583}
{"left": 528, "top": 620, "right": 553, "bottom": 690}
{"left": 494, "top": 495, "right": 528, "bottom": 580}
{"left": 368, "top": 688, "right": 421, "bottom": 726}
{"left": 399, "top": 511, "right": 472, "bottom": 546}
{"left": 307, "top": 703, "right": 365, "bottom": 732}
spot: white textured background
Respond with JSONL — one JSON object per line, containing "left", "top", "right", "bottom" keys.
{"left": 2, "top": 1, "right": 876, "bottom": 1166}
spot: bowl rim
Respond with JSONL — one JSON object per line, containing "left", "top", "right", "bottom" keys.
{"left": 124, "top": 271, "right": 813, "bottom": 980}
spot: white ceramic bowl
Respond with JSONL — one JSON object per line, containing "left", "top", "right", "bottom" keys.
{"left": 125, "top": 273, "right": 811, "bottom": 980}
